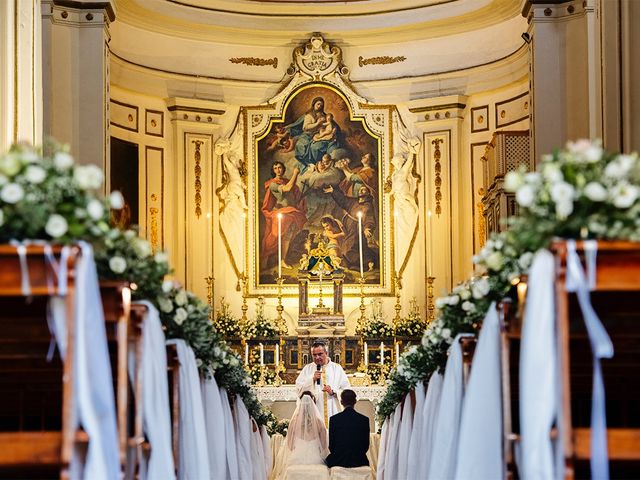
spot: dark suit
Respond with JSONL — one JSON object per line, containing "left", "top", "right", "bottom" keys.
{"left": 325, "top": 407, "right": 370, "bottom": 468}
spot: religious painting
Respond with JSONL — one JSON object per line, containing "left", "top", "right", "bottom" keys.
{"left": 255, "top": 84, "right": 382, "bottom": 286}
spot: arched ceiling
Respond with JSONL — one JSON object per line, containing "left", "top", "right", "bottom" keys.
{"left": 110, "top": 0, "right": 528, "bottom": 102}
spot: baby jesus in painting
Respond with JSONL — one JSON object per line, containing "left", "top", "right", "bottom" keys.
{"left": 312, "top": 112, "right": 338, "bottom": 142}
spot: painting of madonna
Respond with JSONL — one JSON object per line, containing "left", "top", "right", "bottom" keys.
{"left": 257, "top": 85, "right": 381, "bottom": 286}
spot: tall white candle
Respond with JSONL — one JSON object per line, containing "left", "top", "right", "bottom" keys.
{"left": 428, "top": 210, "right": 434, "bottom": 277}
{"left": 259, "top": 343, "right": 264, "bottom": 366}
{"left": 395, "top": 342, "right": 400, "bottom": 365}
{"left": 380, "top": 341, "right": 384, "bottom": 365}
{"left": 277, "top": 213, "right": 283, "bottom": 279}
{"left": 357, "top": 211, "right": 364, "bottom": 278}
{"left": 364, "top": 342, "right": 368, "bottom": 366}
{"left": 275, "top": 344, "right": 280, "bottom": 366}
{"left": 242, "top": 211, "right": 247, "bottom": 274}
{"left": 245, "top": 343, "right": 249, "bottom": 364}
{"left": 394, "top": 210, "right": 399, "bottom": 273}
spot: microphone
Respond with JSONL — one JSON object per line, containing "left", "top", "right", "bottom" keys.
{"left": 316, "top": 363, "right": 321, "bottom": 385}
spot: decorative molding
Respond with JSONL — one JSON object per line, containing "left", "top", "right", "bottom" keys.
{"left": 358, "top": 55, "right": 407, "bottom": 67}
{"left": 149, "top": 206, "right": 159, "bottom": 251}
{"left": 285, "top": 34, "right": 349, "bottom": 80}
{"left": 229, "top": 57, "right": 278, "bottom": 68}
{"left": 431, "top": 138, "right": 444, "bottom": 216}
{"left": 110, "top": 99, "right": 139, "bottom": 132}
{"left": 145, "top": 109, "right": 164, "bottom": 137}
{"left": 193, "top": 139, "right": 203, "bottom": 218}
{"left": 470, "top": 105, "right": 489, "bottom": 133}
{"left": 477, "top": 188, "right": 485, "bottom": 248}
{"left": 495, "top": 91, "right": 529, "bottom": 128}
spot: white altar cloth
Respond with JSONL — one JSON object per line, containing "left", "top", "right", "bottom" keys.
{"left": 255, "top": 385, "right": 386, "bottom": 404}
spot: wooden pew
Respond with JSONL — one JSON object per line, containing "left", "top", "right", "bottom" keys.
{"left": 0, "top": 245, "right": 81, "bottom": 478}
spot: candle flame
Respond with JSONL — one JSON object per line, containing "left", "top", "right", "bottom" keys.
{"left": 428, "top": 210, "right": 432, "bottom": 218}
{"left": 357, "top": 211, "right": 363, "bottom": 219}
{"left": 277, "top": 212, "right": 283, "bottom": 219}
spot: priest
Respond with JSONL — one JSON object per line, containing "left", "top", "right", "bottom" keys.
{"left": 295, "top": 342, "right": 350, "bottom": 426}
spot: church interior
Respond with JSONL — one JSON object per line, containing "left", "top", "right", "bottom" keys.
{"left": 1, "top": 0, "right": 640, "bottom": 478}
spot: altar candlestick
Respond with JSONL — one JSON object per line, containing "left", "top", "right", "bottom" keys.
{"left": 395, "top": 342, "right": 400, "bottom": 365}
{"left": 245, "top": 343, "right": 249, "bottom": 364}
{"left": 380, "top": 341, "right": 384, "bottom": 365}
{"left": 364, "top": 342, "right": 368, "bottom": 366}
{"left": 275, "top": 344, "right": 280, "bottom": 366}
{"left": 428, "top": 210, "right": 434, "bottom": 277}
{"left": 277, "top": 213, "right": 283, "bottom": 279}
{"left": 357, "top": 211, "right": 364, "bottom": 278}
{"left": 259, "top": 343, "right": 264, "bottom": 366}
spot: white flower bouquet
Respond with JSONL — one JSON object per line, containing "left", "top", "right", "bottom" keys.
{"left": 0, "top": 142, "right": 122, "bottom": 242}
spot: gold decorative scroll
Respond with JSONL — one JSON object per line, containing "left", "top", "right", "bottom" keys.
{"left": 193, "top": 140, "right": 203, "bottom": 218}
{"left": 229, "top": 57, "right": 278, "bottom": 69}
{"left": 149, "top": 206, "right": 159, "bottom": 251}
{"left": 477, "top": 188, "right": 485, "bottom": 248}
{"left": 358, "top": 55, "right": 406, "bottom": 67}
{"left": 432, "top": 138, "right": 443, "bottom": 216}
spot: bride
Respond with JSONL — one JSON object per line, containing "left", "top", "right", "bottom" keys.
{"left": 271, "top": 391, "right": 329, "bottom": 480}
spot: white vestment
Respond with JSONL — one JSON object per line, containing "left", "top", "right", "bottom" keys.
{"left": 295, "top": 360, "right": 350, "bottom": 425}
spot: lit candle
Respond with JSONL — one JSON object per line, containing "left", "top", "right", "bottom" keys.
{"left": 245, "top": 343, "right": 249, "bottom": 364}
{"left": 396, "top": 342, "right": 400, "bottom": 365}
{"left": 364, "top": 342, "right": 368, "bottom": 366}
{"left": 380, "top": 341, "right": 384, "bottom": 365}
{"left": 428, "top": 210, "right": 434, "bottom": 278}
{"left": 357, "top": 211, "right": 364, "bottom": 278}
{"left": 277, "top": 213, "right": 283, "bottom": 279}
{"left": 259, "top": 343, "right": 264, "bottom": 366}
{"left": 275, "top": 344, "right": 280, "bottom": 366}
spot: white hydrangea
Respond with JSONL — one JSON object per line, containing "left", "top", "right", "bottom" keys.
{"left": 0, "top": 183, "right": 24, "bottom": 203}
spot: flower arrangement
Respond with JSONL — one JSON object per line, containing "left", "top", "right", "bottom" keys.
{"left": 241, "top": 297, "right": 283, "bottom": 339}
{"left": 356, "top": 299, "right": 395, "bottom": 338}
{"left": 265, "top": 412, "right": 289, "bottom": 436}
{"left": 394, "top": 298, "right": 427, "bottom": 337}
{"left": 94, "top": 228, "right": 171, "bottom": 301}
{"left": 214, "top": 297, "right": 242, "bottom": 338}
{"left": 361, "top": 362, "right": 392, "bottom": 384}
{"left": 505, "top": 139, "right": 640, "bottom": 242}
{"left": 0, "top": 142, "right": 122, "bottom": 243}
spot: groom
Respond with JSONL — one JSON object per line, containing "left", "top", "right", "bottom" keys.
{"left": 325, "top": 389, "right": 370, "bottom": 468}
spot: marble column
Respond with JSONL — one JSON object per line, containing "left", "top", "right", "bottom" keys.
{"left": 41, "top": 0, "right": 115, "bottom": 169}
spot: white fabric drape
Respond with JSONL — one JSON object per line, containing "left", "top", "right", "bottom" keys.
{"left": 454, "top": 304, "right": 502, "bottom": 480}
{"left": 234, "top": 395, "right": 254, "bottom": 480}
{"left": 375, "top": 414, "right": 389, "bottom": 480}
{"left": 71, "top": 242, "right": 120, "bottom": 479}
{"left": 251, "top": 418, "right": 267, "bottom": 480}
{"left": 519, "top": 250, "right": 560, "bottom": 480}
{"left": 417, "top": 372, "right": 443, "bottom": 478}
{"left": 366, "top": 433, "right": 379, "bottom": 477}
{"left": 261, "top": 425, "right": 273, "bottom": 479}
{"left": 134, "top": 301, "right": 175, "bottom": 480}
{"left": 382, "top": 404, "right": 401, "bottom": 480}
{"left": 201, "top": 373, "right": 227, "bottom": 480}
{"left": 167, "top": 339, "right": 211, "bottom": 480}
{"left": 406, "top": 381, "right": 426, "bottom": 479}
{"left": 427, "top": 335, "right": 467, "bottom": 480}
{"left": 220, "top": 387, "right": 240, "bottom": 480}
{"left": 395, "top": 394, "right": 414, "bottom": 480}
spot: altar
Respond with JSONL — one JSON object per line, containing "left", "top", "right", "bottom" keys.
{"left": 255, "top": 384, "right": 387, "bottom": 431}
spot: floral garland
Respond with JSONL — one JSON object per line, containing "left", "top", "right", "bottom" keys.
{"left": 241, "top": 298, "right": 283, "bottom": 339}
{"left": 0, "top": 141, "right": 122, "bottom": 242}
{"left": 376, "top": 139, "right": 640, "bottom": 424}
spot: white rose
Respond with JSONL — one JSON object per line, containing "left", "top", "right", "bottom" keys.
{"left": 86, "top": 199, "right": 105, "bottom": 220}
{"left": 133, "top": 238, "right": 152, "bottom": 258}
{"left": 0, "top": 183, "right": 24, "bottom": 203}
{"left": 583, "top": 182, "right": 607, "bottom": 202}
{"left": 447, "top": 295, "right": 460, "bottom": 306}
{"left": 174, "top": 307, "right": 188, "bottom": 325}
{"left": 471, "top": 277, "right": 490, "bottom": 298}
{"left": 441, "top": 328, "right": 452, "bottom": 340}
{"left": 518, "top": 252, "right": 534, "bottom": 270}
{"left": 504, "top": 171, "right": 523, "bottom": 192}
{"left": 435, "top": 297, "right": 447, "bottom": 309}
{"left": 175, "top": 290, "right": 188, "bottom": 306}
{"left": 109, "top": 256, "right": 127, "bottom": 274}
{"left": 162, "top": 280, "right": 174, "bottom": 293}
{"left": 567, "top": 139, "right": 602, "bottom": 162}
{"left": 24, "top": 165, "right": 46, "bottom": 184}
{"left": 45, "top": 214, "right": 68, "bottom": 238}
{"left": 154, "top": 251, "right": 168, "bottom": 263}
{"left": 515, "top": 184, "right": 535, "bottom": 207}
{"left": 459, "top": 289, "right": 471, "bottom": 300}
{"left": 555, "top": 200, "right": 574, "bottom": 219}
{"left": 542, "top": 163, "right": 563, "bottom": 183}
{"left": 461, "top": 301, "right": 476, "bottom": 312}
{"left": 158, "top": 296, "right": 173, "bottom": 313}
{"left": 73, "top": 165, "right": 103, "bottom": 190}
{"left": 610, "top": 182, "right": 639, "bottom": 209}
{"left": 550, "top": 181, "right": 576, "bottom": 204}
{"left": 110, "top": 190, "right": 125, "bottom": 209}
{"left": 53, "top": 152, "right": 74, "bottom": 170}
{"left": 485, "top": 251, "right": 504, "bottom": 271}
{"left": 0, "top": 154, "right": 21, "bottom": 176}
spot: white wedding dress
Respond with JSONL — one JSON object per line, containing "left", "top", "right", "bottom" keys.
{"left": 271, "top": 396, "right": 329, "bottom": 480}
